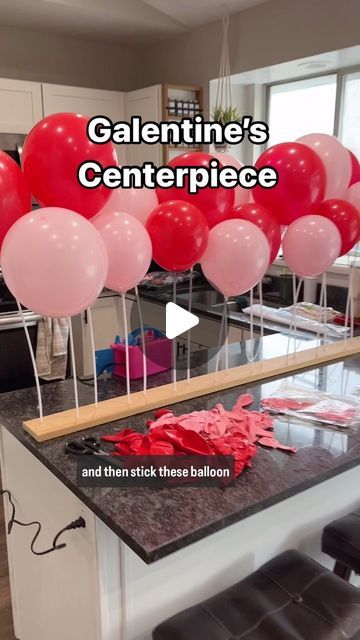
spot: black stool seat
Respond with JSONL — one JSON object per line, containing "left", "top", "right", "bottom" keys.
{"left": 322, "top": 510, "right": 360, "bottom": 579}
{"left": 153, "top": 550, "right": 360, "bottom": 640}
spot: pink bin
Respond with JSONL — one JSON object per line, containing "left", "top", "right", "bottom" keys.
{"left": 111, "top": 338, "right": 172, "bottom": 380}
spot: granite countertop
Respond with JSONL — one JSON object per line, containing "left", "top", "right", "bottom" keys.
{"left": 1, "top": 334, "right": 360, "bottom": 564}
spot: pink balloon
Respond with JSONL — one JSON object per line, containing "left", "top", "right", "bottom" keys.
{"left": 93, "top": 211, "right": 152, "bottom": 293}
{"left": 97, "top": 187, "right": 158, "bottom": 225}
{"left": 344, "top": 182, "right": 360, "bottom": 215}
{"left": 200, "top": 219, "right": 270, "bottom": 297}
{"left": 211, "top": 152, "right": 250, "bottom": 206}
{"left": 283, "top": 215, "right": 341, "bottom": 278}
{"left": 297, "top": 133, "right": 351, "bottom": 199}
{"left": 0, "top": 207, "right": 108, "bottom": 317}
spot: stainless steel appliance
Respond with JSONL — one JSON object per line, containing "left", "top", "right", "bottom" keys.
{"left": 0, "top": 270, "right": 41, "bottom": 392}
{"left": 0, "top": 308, "right": 41, "bottom": 393}
{"left": 0, "top": 132, "right": 25, "bottom": 165}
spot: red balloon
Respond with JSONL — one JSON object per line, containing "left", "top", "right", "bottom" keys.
{"left": 312, "top": 199, "right": 360, "bottom": 255}
{"left": 146, "top": 200, "right": 209, "bottom": 271}
{"left": 0, "top": 151, "right": 31, "bottom": 249}
{"left": 253, "top": 142, "right": 326, "bottom": 226}
{"left": 156, "top": 152, "right": 234, "bottom": 229}
{"left": 230, "top": 203, "right": 281, "bottom": 264}
{"left": 349, "top": 150, "right": 360, "bottom": 187}
{"left": 22, "top": 113, "right": 116, "bottom": 219}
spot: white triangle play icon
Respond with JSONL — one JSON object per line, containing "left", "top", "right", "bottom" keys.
{"left": 166, "top": 302, "right": 199, "bottom": 340}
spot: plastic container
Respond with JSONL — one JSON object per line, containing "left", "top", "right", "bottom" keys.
{"left": 111, "top": 337, "right": 172, "bottom": 379}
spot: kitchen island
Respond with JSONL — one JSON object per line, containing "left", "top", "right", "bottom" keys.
{"left": 1, "top": 334, "right": 360, "bottom": 640}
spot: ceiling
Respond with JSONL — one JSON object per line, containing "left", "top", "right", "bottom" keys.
{"left": 228, "top": 45, "right": 360, "bottom": 85}
{"left": 0, "top": 0, "right": 268, "bottom": 45}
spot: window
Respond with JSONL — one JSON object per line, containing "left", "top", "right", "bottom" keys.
{"left": 266, "top": 68, "right": 360, "bottom": 262}
{"left": 267, "top": 75, "right": 337, "bottom": 146}
{"left": 339, "top": 71, "right": 360, "bottom": 158}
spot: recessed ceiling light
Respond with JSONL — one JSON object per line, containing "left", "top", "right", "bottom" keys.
{"left": 298, "top": 60, "right": 331, "bottom": 71}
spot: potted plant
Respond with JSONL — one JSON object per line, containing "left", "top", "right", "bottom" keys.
{"left": 212, "top": 106, "right": 241, "bottom": 152}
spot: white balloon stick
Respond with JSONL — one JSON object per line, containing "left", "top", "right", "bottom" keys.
{"left": 224, "top": 296, "right": 229, "bottom": 371}
{"left": 16, "top": 300, "right": 43, "bottom": 422}
{"left": 135, "top": 285, "right": 147, "bottom": 395}
{"left": 121, "top": 293, "right": 131, "bottom": 403}
{"left": 87, "top": 306, "right": 98, "bottom": 406}
{"left": 68, "top": 317, "right": 80, "bottom": 418}
{"left": 215, "top": 300, "right": 226, "bottom": 375}
{"left": 172, "top": 278, "right": 177, "bottom": 390}
{"left": 322, "top": 272, "right": 328, "bottom": 343}
{"left": 186, "top": 268, "right": 194, "bottom": 382}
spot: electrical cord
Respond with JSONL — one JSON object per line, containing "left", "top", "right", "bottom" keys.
{"left": 0, "top": 489, "right": 86, "bottom": 556}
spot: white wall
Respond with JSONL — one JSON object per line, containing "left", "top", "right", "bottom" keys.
{"left": 140, "top": 0, "right": 360, "bottom": 111}
{"left": 0, "top": 26, "right": 143, "bottom": 91}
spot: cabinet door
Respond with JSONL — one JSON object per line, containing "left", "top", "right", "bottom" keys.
{"left": 0, "top": 78, "right": 43, "bottom": 133}
{"left": 42, "top": 84, "right": 124, "bottom": 162}
{"left": 0, "top": 428, "right": 102, "bottom": 640}
{"left": 42, "top": 84, "right": 125, "bottom": 122}
{"left": 125, "top": 85, "right": 162, "bottom": 166}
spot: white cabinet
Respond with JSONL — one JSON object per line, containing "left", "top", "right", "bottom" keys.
{"left": 125, "top": 85, "right": 162, "bottom": 166}
{"left": 0, "top": 428, "right": 102, "bottom": 640}
{"left": 42, "top": 84, "right": 125, "bottom": 162}
{"left": 42, "top": 83, "right": 125, "bottom": 122}
{"left": 0, "top": 78, "right": 43, "bottom": 133}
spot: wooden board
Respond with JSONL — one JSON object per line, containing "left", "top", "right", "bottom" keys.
{"left": 23, "top": 337, "right": 360, "bottom": 442}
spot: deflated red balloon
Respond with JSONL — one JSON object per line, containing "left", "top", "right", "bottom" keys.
{"left": 312, "top": 198, "right": 360, "bottom": 255}
{"left": 22, "top": 113, "right": 116, "bottom": 219}
{"left": 349, "top": 150, "right": 360, "bottom": 187}
{"left": 230, "top": 202, "right": 281, "bottom": 265}
{"left": 252, "top": 142, "right": 326, "bottom": 226}
{"left": 0, "top": 150, "right": 31, "bottom": 248}
{"left": 146, "top": 200, "right": 209, "bottom": 271}
{"left": 156, "top": 152, "right": 234, "bottom": 228}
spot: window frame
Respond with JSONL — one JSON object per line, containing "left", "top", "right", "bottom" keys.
{"left": 264, "top": 64, "right": 360, "bottom": 149}
{"left": 264, "top": 65, "right": 360, "bottom": 263}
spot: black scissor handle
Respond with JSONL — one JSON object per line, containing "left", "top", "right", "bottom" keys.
{"left": 65, "top": 441, "right": 90, "bottom": 455}
{"left": 81, "top": 437, "right": 102, "bottom": 452}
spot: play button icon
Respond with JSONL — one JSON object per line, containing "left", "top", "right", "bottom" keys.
{"left": 166, "top": 302, "right": 199, "bottom": 340}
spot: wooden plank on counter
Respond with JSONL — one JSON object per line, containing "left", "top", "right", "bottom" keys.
{"left": 23, "top": 337, "right": 360, "bottom": 442}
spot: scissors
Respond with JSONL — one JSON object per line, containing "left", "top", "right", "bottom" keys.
{"left": 65, "top": 436, "right": 109, "bottom": 456}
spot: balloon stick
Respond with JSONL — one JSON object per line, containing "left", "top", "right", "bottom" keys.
{"left": 250, "top": 288, "right": 254, "bottom": 357}
{"left": 322, "top": 272, "right": 328, "bottom": 343}
{"left": 121, "top": 293, "right": 131, "bottom": 403}
{"left": 245, "top": 284, "right": 263, "bottom": 363}
{"left": 172, "top": 277, "right": 177, "bottom": 390}
{"left": 87, "top": 306, "right": 98, "bottom": 406}
{"left": 286, "top": 276, "right": 302, "bottom": 364}
{"left": 344, "top": 267, "right": 351, "bottom": 341}
{"left": 186, "top": 268, "right": 194, "bottom": 382}
{"left": 224, "top": 296, "right": 229, "bottom": 371}
{"left": 350, "top": 270, "right": 355, "bottom": 340}
{"left": 215, "top": 300, "right": 226, "bottom": 375}
{"left": 16, "top": 300, "right": 43, "bottom": 422}
{"left": 68, "top": 317, "right": 80, "bottom": 418}
{"left": 135, "top": 285, "right": 147, "bottom": 394}
{"left": 316, "top": 279, "right": 325, "bottom": 354}
{"left": 291, "top": 273, "right": 297, "bottom": 348}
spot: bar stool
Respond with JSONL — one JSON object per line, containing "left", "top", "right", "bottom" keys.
{"left": 153, "top": 550, "right": 360, "bottom": 640}
{"left": 322, "top": 510, "right": 360, "bottom": 581}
